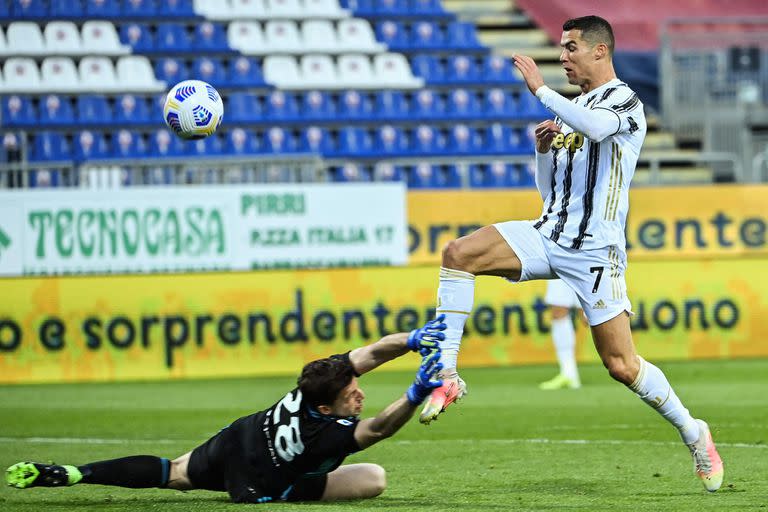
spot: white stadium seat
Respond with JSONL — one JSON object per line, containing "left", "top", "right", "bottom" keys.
{"left": 44, "top": 22, "right": 83, "bottom": 55}
{"left": 300, "top": 54, "right": 339, "bottom": 88}
{"left": 227, "top": 21, "right": 265, "bottom": 53}
{"left": 337, "top": 18, "right": 385, "bottom": 52}
{"left": 338, "top": 54, "right": 376, "bottom": 87}
{"left": 373, "top": 52, "right": 424, "bottom": 88}
{"left": 3, "top": 58, "right": 41, "bottom": 92}
{"left": 78, "top": 57, "right": 118, "bottom": 91}
{"left": 7, "top": 22, "right": 45, "bottom": 55}
{"left": 264, "top": 21, "right": 302, "bottom": 52}
{"left": 81, "top": 21, "right": 131, "bottom": 55}
{"left": 263, "top": 55, "right": 303, "bottom": 88}
{"left": 303, "top": 0, "right": 350, "bottom": 17}
{"left": 301, "top": 20, "right": 339, "bottom": 53}
{"left": 266, "top": 0, "right": 304, "bottom": 18}
{"left": 194, "top": 0, "right": 232, "bottom": 20}
{"left": 116, "top": 56, "right": 166, "bottom": 92}
{"left": 41, "top": 57, "right": 81, "bottom": 92}
{"left": 229, "top": 0, "right": 268, "bottom": 18}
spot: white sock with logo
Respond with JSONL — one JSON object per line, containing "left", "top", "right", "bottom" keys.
{"left": 551, "top": 316, "right": 579, "bottom": 383}
{"left": 629, "top": 356, "right": 700, "bottom": 444}
{"left": 435, "top": 267, "right": 475, "bottom": 371}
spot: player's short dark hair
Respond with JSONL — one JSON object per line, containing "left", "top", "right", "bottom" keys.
{"left": 563, "top": 15, "right": 615, "bottom": 55}
{"left": 298, "top": 357, "right": 356, "bottom": 408}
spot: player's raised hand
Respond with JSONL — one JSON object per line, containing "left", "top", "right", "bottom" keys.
{"left": 513, "top": 54, "right": 546, "bottom": 96}
{"left": 534, "top": 120, "right": 561, "bottom": 153}
{"left": 406, "top": 314, "right": 446, "bottom": 355}
{"left": 406, "top": 350, "right": 444, "bottom": 405}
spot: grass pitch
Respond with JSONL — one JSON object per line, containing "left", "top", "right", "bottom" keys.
{"left": 1, "top": 359, "right": 767, "bottom": 512}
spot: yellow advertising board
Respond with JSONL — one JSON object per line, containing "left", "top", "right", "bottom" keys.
{"left": 1, "top": 258, "right": 766, "bottom": 383}
{"left": 406, "top": 185, "right": 768, "bottom": 264}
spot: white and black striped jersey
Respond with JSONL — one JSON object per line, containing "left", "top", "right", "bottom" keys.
{"left": 532, "top": 78, "right": 646, "bottom": 251}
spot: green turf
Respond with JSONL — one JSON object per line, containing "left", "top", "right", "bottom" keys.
{"left": 1, "top": 359, "right": 767, "bottom": 511}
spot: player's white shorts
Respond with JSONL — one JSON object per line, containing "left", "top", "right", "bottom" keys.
{"left": 545, "top": 279, "right": 580, "bottom": 309}
{"left": 493, "top": 220, "right": 633, "bottom": 326}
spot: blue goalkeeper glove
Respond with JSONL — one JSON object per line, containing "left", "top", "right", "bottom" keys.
{"left": 406, "top": 314, "right": 446, "bottom": 355}
{"left": 406, "top": 350, "right": 444, "bottom": 405}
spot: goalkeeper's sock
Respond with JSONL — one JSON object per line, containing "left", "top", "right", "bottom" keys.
{"left": 435, "top": 267, "right": 475, "bottom": 370}
{"left": 629, "top": 356, "right": 700, "bottom": 444}
{"left": 79, "top": 456, "right": 170, "bottom": 488}
{"left": 551, "top": 316, "right": 579, "bottom": 383}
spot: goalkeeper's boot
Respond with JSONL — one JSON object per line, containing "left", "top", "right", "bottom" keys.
{"left": 419, "top": 370, "right": 467, "bottom": 424}
{"left": 6, "top": 462, "right": 82, "bottom": 489}
{"left": 686, "top": 420, "right": 724, "bottom": 492}
{"left": 539, "top": 373, "right": 581, "bottom": 390}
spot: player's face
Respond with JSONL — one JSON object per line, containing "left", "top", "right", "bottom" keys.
{"left": 559, "top": 29, "right": 592, "bottom": 86}
{"left": 330, "top": 377, "right": 365, "bottom": 418}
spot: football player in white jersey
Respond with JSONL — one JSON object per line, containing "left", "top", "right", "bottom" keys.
{"left": 421, "top": 15, "right": 724, "bottom": 492}
{"left": 539, "top": 279, "right": 582, "bottom": 390}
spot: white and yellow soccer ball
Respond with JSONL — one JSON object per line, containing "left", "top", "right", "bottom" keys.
{"left": 163, "top": 80, "right": 224, "bottom": 140}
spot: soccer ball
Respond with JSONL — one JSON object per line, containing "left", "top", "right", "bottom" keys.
{"left": 163, "top": 80, "right": 224, "bottom": 140}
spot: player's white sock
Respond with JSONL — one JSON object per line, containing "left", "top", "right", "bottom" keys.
{"left": 551, "top": 316, "right": 579, "bottom": 383}
{"left": 629, "top": 356, "right": 700, "bottom": 444}
{"left": 436, "top": 267, "right": 475, "bottom": 371}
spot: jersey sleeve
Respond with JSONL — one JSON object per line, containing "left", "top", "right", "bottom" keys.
{"left": 322, "top": 418, "right": 362, "bottom": 455}
{"left": 329, "top": 351, "right": 361, "bottom": 377}
{"left": 535, "top": 85, "right": 628, "bottom": 142}
{"left": 591, "top": 88, "right": 643, "bottom": 137}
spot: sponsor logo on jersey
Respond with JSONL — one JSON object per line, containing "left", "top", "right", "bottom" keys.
{"left": 551, "top": 131, "right": 585, "bottom": 153}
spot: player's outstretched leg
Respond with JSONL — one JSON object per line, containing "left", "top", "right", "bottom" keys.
{"left": 6, "top": 462, "right": 82, "bottom": 488}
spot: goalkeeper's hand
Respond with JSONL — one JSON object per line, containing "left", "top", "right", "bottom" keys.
{"left": 406, "top": 350, "right": 444, "bottom": 405}
{"left": 406, "top": 314, "right": 446, "bottom": 355}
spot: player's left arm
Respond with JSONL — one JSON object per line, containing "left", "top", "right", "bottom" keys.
{"left": 348, "top": 316, "right": 446, "bottom": 375}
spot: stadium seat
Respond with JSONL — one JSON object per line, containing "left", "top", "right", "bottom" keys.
{"left": 483, "top": 88, "right": 514, "bottom": 119}
{"left": 50, "top": 0, "right": 85, "bottom": 18}
{"left": 74, "top": 130, "right": 110, "bottom": 161}
{"left": 332, "top": 162, "right": 371, "bottom": 182}
{"left": 159, "top": 0, "right": 196, "bottom": 17}
{"left": 264, "top": 90, "right": 299, "bottom": 121}
{"left": 39, "top": 95, "right": 75, "bottom": 126}
{"left": 337, "top": 54, "right": 375, "bottom": 88}
{"left": 11, "top": 0, "right": 48, "bottom": 18}
{"left": 40, "top": 57, "right": 81, "bottom": 92}
{"left": 83, "top": 21, "right": 131, "bottom": 55}
{"left": 410, "top": 21, "right": 444, "bottom": 50}
{"left": 412, "top": 163, "right": 460, "bottom": 188}
{"left": 261, "top": 126, "right": 297, "bottom": 154}
{"left": 225, "top": 128, "right": 260, "bottom": 155}
{"left": 196, "top": 22, "right": 229, "bottom": 51}
{"left": 482, "top": 55, "right": 520, "bottom": 84}
{"left": 120, "top": 23, "right": 154, "bottom": 52}
{"left": 154, "top": 57, "right": 188, "bottom": 84}
{"left": 301, "top": 54, "right": 340, "bottom": 88}
{"left": 338, "top": 90, "right": 374, "bottom": 120}
{"left": 373, "top": 161, "right": 405, "bottom": 182}
{"left": 407, "top": 162, "right": 436, "bottom": 188}
{"left": 468, "top": 164, "right": 486, "bottom": 188}
{"left": 335, "top": 126, "right": 373, "bottom": 157}
{"left": 186, "top": 135, "right": 223, "bottom": 156}
{"left": 228, "top": 0, "right": 267, "bottom": 17}
{"left": 409, "top": 54, "right": 443, "bottom": 84}
{"left": 375, "top": 0, "right": 408, "bottom": 15}
{"left": 410, "top": 124, "right": 444, "bottom": 156}
{"left": 339, "top": 0, "right": 373, "bottom": 15}
{"left": 114, "top": 94, "right": 151, "bottom": 125}
{"left": 517, "top": 92, "right": 550, "bottom": 119}
{"left": 43, "top": 22, "right": 83, "bottom": 55}
{"left": 265, "top": 0, "right": 303, "bottom": 18}
{"left": 226, "top": 92, "right": 262, "bottom": 123}
{"left": 7, "top": 22, "right": 45, "bottom": 55}
{"left": 373, "top": 53, "right": 423, "bottom": 88}
{"left": 304, "top": 0, "right": 349, "bottom": 17}
{"left": 77, "top": 95, "right": 112, "bottom": 125}
{"left": 446, "top": 55, "right": 479, "bottom": 84}
{"left": 299, "top": 126, "right": 335, "bottom": 155}
{"left": 375, "top": 125, "right": 407, "bottom": 156}
{"left": 375, "top": 21, "right": 408, "bottom": 51}
{"left": 302, "top": 20, "right": 340, "bottom": 53}
{"left": 156, "top": 24, "right": 192, "bottom": 52}
{"left": 415, "top": 89, "right": 447, "bottom": 120}
{"left": 2, "top": 95, "right": 36, "bottom": 126}
{"left": 31, "top": 132, "right": 71, "bottom": 162}
{"left": 264, "top": 21, "right": 302, "bottom": 53}
{"left": 193, "top": 0, "right": 228, "bottom": 19}
{"left": 448, "top": 124, "right": 481, "bottom": 154}
{"left": 122, "top": 0, "right": 158, "bottom": 17}
{"left": 149, "top": 128, "right": 185, "bottom": 158}
{"left": 484, "top": 123, "right": 526, "bottom": 155}
{"left": 446, "top": 22, "right": 484, "bottom": 50}
{"left": 3, "top": 57, "right": 41, "bottom": 92}
{"left": 85, "top": 0, "right": 121, "bottom": 17}
{"left": 375, "top": 90, "right": 408, "bottom": 119}
{"left": 192, "top": 57, "right": 226, "bottom": 87}
{"left": 337, "top": 18, "right": 384, "bottom": 52}
{"left": 447, "top": 88, "right": 480, "bottom": 119}
{"left": 227, "top": 56, "right": 266, "bottom": 87}
{"left": 263, "top": 56, "right": 302, "bottom": 88}
{"left": 112, "top": 130, "right": 147, "bottom": 158}
{"left": 302, "top": 90, "right": 335, "bottom": 121}
{"left": 79, "top": 57, "right": 118, "bottom": 91}
{"left": 116, "top": 56, "right": 165, "bottom": 92}
{"left": 29, "top": 169, "right": 62, "bottom": 188}
{"left": 485, "top": 161, "right": 514, "bottom": 187}
{"left": 227, "top": 21, "right": 265, "bottom": 54}
{"left": 410, "top": 0, "right": 446, "bottom": 15}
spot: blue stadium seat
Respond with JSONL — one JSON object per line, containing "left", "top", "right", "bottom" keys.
{"left": 2, "top": 95, "right": 36, "bottom": 127}
{"left": 39, "top": 95, "right": 75, "bottom": 127}
{"left": 410, "top": 0, "right": 446, "bottom": 15}
{"left": 120, "top": 23, "right": 154, "bottom": 52}
{"left": 74, "top": 131, "right": 110, "bottom": 161}
{"left": 375, "top": 21, "right": 408, "bottom": 51}
{"left": 29, "top": 169, "right": 62, "bottom": 188}
{"left": 156, "top": 23, "right": 191, "bottom": 52}
{"left": 339, "top": 0, "right": 374, "bottom": 16}
{"left": 300, "top": 126, "right": 335, "bottom": 155}
{"left": 195, "top": 22, "right": 229, "bottom": 51}
{"left": 446, "top": 55, "right": 479, "bottom": 84}
{"left": 410, "top": 124, "right": 444, "bottom": 156}
{"left": 186, "top": 135, "right": 223, "bottom": 156}
{"left": 114, "top": 94, "right": 151, "bottom": 125}
{"left": 227, "top": 57, "right": 266, "bottom": 87}
{"left": 227, "top": 92, "right": 262, "bottom": 123}
{"left": 85, "top": 0, "right": 120, "bottom": 18}
{"left": 193, "top": 57, "right": 226, "bottom": 87}
{"left": 31, "top": 132, "right": 71, "bottom": 162}
{"left": 335, "top": 127, "right": 373, "bottom": 158}
{"left": 448, "top": 124, "right": 481, "bottom": 154}
{"left": 411, "top": 89, "right": 445, "bottom": 120}
{"left": 483, "top": 88, "right": 515, "bottom": 120}
{"left": 338, "top": 90, "right": 374, "bottom": 121}
{"left": 225, "top": 128, "right": 260, "bottom": 155}
{"left": 436, "top": 164, "right": 462, "bottom": 188}
{"left": 112, "top": 130, "right": 146, "bottom": 158}
{"left": 407, "top": 162, "right": 437, "bottom": 188}
{"left": 374, "top": 125, "right": 407, "bottom": 156}
{"left": 516, "top": 92, "right": 550, "bottom": 119}
{"left": 11, "top": 0, "right": 48, "bottom": 18}
{"left": 447, "top": 88, "right": 480, "bottom": 119}
{"left": 410, "top": 21, "right": 444, "bottom": 50}
{"left": 410, "top": 54, "right": 444, "bottom": 84}
{"left": 302, "top": 91, "right": 335, "bottom": 121}
{"left": 158, "top": 0, "right": 195, "bottom": 16}
{"left": 121, "top": 0, "right": 157, "bottom": 18}
{"left": 51, "top": 0, "right": 85, "bottom": 17}
{"left": 374, "top": 0, "right": 409, "bottom": 15}
{"left": 468, "top": 164, "right": 486, "bottom": 188}
{"left": 373, "top": 162, "right": 404, "bottom": 182}
{"left": 482, "top": 161, "right": 514, "bottom": 187}
{"left": 154, "top": 57, "right": 188, "bottom": 84}
{"left": 332, "top": 163, "right": 372, "bottom": 182}
{"left": 446, "top": 22, "right": 483, "bottom": 49}
{"left": 261, "top": 126, "right": 297, "bottom": 154}
{"left": 76, "top": 95, "right": 113, "bottom": 125}
{"left": 149, "top": 129, "right": 186, "bottom": 157}
{"left": 484, "top": 124, "right": 526, "bottom": 155}
{"left": 482, "top": 55, "right": 520, "bottom": 84}
{"left": 509, "top": 163, "right": 535, "bottom": 187}
{"left": 375, "top": 90, "right": 409, "bottom": 120}
{"left": 0, "top": 1, "right": 9, "bottom": 20}
{"left": 265, "top": 91, "right": 299, "bottom": 121}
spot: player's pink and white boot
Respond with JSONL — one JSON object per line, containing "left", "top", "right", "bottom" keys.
{"left": 687, "top": 419, "right": 724, "bottom": 492}
{"left": 419, "top": 371, "right": 467, "bottom": 424}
